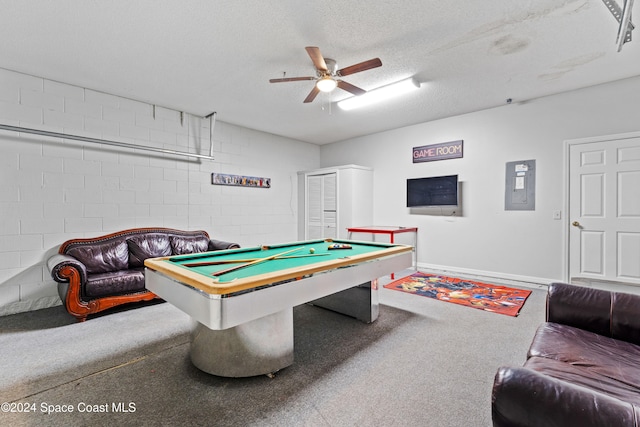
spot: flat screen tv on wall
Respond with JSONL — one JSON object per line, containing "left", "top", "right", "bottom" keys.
{"left": 406, "top": 175, "right": 458, "bottom": 207}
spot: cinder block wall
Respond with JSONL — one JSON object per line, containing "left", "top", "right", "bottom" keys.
{"left": 0, "top": 68, "right": 320, "bottom": 316}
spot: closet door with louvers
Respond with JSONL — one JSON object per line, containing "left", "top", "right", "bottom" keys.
{"left": 306, "top": 173, "right": 337, "bottom": 239}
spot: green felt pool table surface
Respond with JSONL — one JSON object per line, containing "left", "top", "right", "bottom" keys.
{"left": 144, "top": 238, "right": 412, "bottom": 295}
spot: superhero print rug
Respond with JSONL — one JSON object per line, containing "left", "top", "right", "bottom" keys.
{"left": 384, "top": 272, "right": 532, "bottom": 317}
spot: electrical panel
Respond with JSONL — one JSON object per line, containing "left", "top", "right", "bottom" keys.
{"left": 505, "top": 160, "right": 536, "bottom": 211}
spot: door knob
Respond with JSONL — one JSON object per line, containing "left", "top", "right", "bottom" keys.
{"left": 572, "top": 221, "right": 581, "bottom": 227}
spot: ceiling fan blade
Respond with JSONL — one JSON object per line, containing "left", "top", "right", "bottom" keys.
{"left": 269, "top": 77, "right": 316, "bottom": 83}
{"left": 337, "top": 58, "right": 382, "bottom": 76}
{"left": 305, "top": 46, "right": 328, "bottom": 71}
{"left": 303, "top": 86, "right": 320, "bottom": 103}
{"left": 337, "top": 80, "right": 366, "bottom": 96}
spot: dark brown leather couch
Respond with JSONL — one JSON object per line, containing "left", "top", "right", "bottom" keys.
{"left": 47, "top": 227, "right": 239, "bottom": 322}
{"left": 492, "top": 282, "right": 640, "bottom": 427}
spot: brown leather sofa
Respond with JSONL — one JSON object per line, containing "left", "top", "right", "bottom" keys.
{"left": 492, "top": 282, "right": 640, "bottom": 426}
{"left": 47, "top": 227, "right": 239, "bottom": 322}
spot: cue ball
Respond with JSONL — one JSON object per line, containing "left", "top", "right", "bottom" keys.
{"left": 309, "top": 248, "right": 315, "bottom": 254}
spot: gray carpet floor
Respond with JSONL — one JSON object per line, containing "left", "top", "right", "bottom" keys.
{"left": 0, "top": 272, "right": 548, "bottom": 426}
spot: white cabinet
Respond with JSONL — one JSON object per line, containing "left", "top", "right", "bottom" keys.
{"left": 298, "top": 165, "right": 373, "bottom": 240}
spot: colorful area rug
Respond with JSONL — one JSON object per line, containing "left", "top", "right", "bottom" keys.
{"left": 384, "top": 272, "right": 531, "bottom": 317}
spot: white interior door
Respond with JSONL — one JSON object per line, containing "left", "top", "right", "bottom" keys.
{"left": 569, "top": 136, "right": 640, "bottom": 285}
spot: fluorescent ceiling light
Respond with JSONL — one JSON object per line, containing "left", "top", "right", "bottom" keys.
{"left": 337, "top": 77, "right": 420, "bottom": 111}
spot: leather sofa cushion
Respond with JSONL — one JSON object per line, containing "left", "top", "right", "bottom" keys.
{"left": 528, "top": 322, "right": 640, "bottom": 387}
{"left": 84, "top": 269, "right": 145, "bottom": 298}
{"left": 525, "top": 356, "right": 640, "bottom": 405}
{"left": 127, "top": 234, "right": 172, "bottom": 268}
{"left": 170, "top": 235, "right": 210, "bottom": 255}
{"left": 547, "top": 282, "right": 640, "bottom": 346}
{"left": 66, "top": 240, "right": 129, "bottom": 274}
{"left": 491, "top": 366, "right": 640, "bottom": 427}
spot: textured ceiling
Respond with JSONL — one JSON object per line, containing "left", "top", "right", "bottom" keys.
{"left": 0, "top": 0, "right": 638, "bottom": 144}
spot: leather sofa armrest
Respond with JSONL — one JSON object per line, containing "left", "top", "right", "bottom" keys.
{"left": 547, "top": 282, "right": 640, "bottom": 344}
{"left": 492, "top": 366, "right": 638, "bottom": 427}
{"left": 47, "top": 253, "right": 89, "bottom": 306}
{"left": 47, "top": 254, "right": 88, "bottom": 284}
{"left": 208, "top": 239, "right": 240, "bottom": 251}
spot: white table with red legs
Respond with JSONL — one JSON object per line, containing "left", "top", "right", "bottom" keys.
{"left": 346, "top": 226, "right": 418, "bottom": 278}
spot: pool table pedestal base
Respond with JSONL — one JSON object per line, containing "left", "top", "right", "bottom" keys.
{"left": 190, "top": 309, "right": 294, "bottom": 378}
{"left": 310, "top": 280, "right": 378, "bottom": 323}
{"left": 189, "top": 281, "right": 377, "bottom": 377}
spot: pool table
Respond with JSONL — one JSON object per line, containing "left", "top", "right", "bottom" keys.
{"left": 144, "top": 238, "right": 413, "bottom": 377}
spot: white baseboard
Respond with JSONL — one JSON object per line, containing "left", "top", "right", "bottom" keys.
{"left": 417, "top": 263, "right": 559, "bottom": 289}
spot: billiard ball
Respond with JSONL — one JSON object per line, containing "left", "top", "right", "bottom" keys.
{"left": 309, "top": 248, "right": 315, "bottom": 254}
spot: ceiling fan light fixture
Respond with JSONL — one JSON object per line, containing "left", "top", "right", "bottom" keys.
{"left": 337, "top": 77, "right": 420, "bottom": 111}
{"left": 316, "top": 76, "right": 338, "bottom": 92}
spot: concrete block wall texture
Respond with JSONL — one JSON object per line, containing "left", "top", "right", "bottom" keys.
{"left": 0, "top": 68, "right": 320, "bottom": 316}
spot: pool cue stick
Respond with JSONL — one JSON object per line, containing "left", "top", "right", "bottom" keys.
{"left": 185, "top": 259, "right": 255, "bottom": 267}
{"left": 211, "top": 247, "right": 302, "bottom": 276}
{"left": 278, "top": 253, "right": 330, "bottom": 259}
{"left": 184, "top": 253, "right": 329, "bottom": 267}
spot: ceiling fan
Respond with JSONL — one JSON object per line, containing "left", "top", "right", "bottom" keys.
{"left": 269, "top": 46, "right": 382, "bottom": 103}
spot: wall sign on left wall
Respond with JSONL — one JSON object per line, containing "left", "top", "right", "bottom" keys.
{"left": 212, "top": 173, "right": 271, "bottom": 188}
